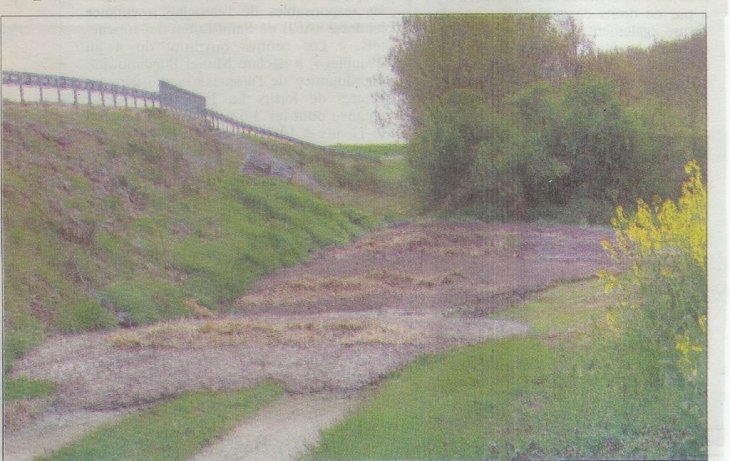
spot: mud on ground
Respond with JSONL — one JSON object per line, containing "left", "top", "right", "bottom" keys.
{"left": 10, "top": 221, "right": 616, "bottom": 415}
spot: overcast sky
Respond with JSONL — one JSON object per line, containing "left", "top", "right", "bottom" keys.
{"left": 1, "top": 14, "right": 707, "bottom": 144}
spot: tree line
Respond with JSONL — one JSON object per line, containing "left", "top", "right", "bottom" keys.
{"left": 384, "top": 15, "right": 706, "bottom": 223}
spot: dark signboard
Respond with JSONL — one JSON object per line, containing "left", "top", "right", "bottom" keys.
{"left": 158, "top": 80, "right": 206, "bottom": 116}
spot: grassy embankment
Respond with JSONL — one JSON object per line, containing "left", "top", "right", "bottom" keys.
{"left": 2, "top": 103, "right": 410, "bottom": 392}
{"left": 244, "top": 140, "right": 412, "bottom": 221}
{"left": 304, "top": 279, "right": 706, "bottom": 460}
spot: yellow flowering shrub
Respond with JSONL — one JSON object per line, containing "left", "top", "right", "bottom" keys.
{"left": 602, "top": 160, "right": 707, "bottom": 386}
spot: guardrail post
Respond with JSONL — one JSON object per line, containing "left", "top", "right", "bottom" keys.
{"left": 101, "top": 91, "right": 105, "bottom": 106}
{"left": 87, "top": 88, "right": 92, "bottom": 105}
{"left": 124, "top": 94, "right": 128, "bottom": 107}
{"left": 39, "top": 86, "right": 44, "bottom": 103}
{"left": 73, "top": 88, "right": 78, "bottom": 106}
{"left": 57, "top": 86, "right": 62, "bottom": 104}
{"left": 113, "top": 93, "right": 117, "bottom": 107}
{"left": 18, "top": 83, "right": 24, "bottom": 103}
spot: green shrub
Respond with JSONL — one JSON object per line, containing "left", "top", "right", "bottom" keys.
{"left": 601, "top": 160, "right": 706, "bottom": 450}
{"left": 407, "top": 89, "right": 493, "bottom": 210}
{"left": 603, "top": 161, "right": 706, "bottom": 381}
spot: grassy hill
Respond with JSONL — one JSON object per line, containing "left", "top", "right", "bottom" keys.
{"left": 2, "top": 103, "right": 410, "bottom": 370}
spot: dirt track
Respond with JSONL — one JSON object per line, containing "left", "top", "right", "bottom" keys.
{"left": 7, "top": 221, "right": 616, "bottom": 459}
{"left": 188, "top": 392, "right": 365, "bottom": 461}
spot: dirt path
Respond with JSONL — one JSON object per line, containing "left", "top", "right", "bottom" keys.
{"left": 4, "top": 407, "right": 137, "bottom": 461}
{"left": 189, "top": 392, "right": 365, "bottom": 461}
{"left": 6, "top": 221, "right": 616, "bottom": 457}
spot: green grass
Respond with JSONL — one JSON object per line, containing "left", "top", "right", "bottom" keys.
{"left": 36, "top": 383, "right": 283, "bottom": 461}
{"left": 490, "top": 278, "right": 615, "bottom": 340}
{"left": 303, "top": 279, "right": 707, "bottom": 460}
{"left": 4, "top": 377, "right": 57, "bottom": 401}
{"left": 3, "top": 104, "right": 399, "bottom": 371}
{"left": 245, "top": 138, "right": 414, "bottom": 221}
{"left": 329, "top": 143, "right": 406, "bottom": 158}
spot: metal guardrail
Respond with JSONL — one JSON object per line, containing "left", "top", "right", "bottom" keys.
{"left": 205, "top": 109, "right": 316, "bottom": 147}
{"left": 2, "top": 70, "right": 158, "bottom": 107}
{"left": 2, "top": 70, "right": 377, "bottom": 157}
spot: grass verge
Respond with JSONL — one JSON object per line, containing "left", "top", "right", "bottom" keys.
{"left": 4, "top": 377, "right": 58, "bottom": 402}
{"left": 303, "top": 279, "right": 707, "bottom": 460}
{"left": 36, "top": 382, "right": 283, "bottom": 461}
{"left": 328, "top": 143, "right": 406, "bottom": 158}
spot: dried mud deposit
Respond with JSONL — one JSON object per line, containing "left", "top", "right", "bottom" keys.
{"left": 8, "top": 222, "right": 615, "bottom": 457}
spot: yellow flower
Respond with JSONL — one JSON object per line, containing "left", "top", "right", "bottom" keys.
{"left": 698, "top": 315, "right": 707, "bottom": 333}
{"left": 605, "top": 160, "right": 706, "bottom": 385}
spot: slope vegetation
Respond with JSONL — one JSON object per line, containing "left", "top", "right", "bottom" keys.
{"left": 2, "top": 103, "right": 402, "bottom": 369}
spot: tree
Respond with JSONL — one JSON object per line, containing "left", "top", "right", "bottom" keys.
{"left": 505, "top": 77, "right": 643, "bottom": 210}
{"left": 407, "top": 88, "right": 535, "bottom": 220}
{"left": 628, "top": 98, "right": 705, "bottom": 201}
{"left": 555, "top": 76, "right": 641, "bottom": 205}
{"left": 385, "top": 14, "right": 703, "bottom": 223}
{"left": 407, "top": 89, "right": 492, "bottom": 208}
{"left": 505, "top": 82, "right": 570, "bottom": 207}
{"left": 386, "top": 14, "right": 576, "bottom": 137}
{"left": 584, "top": 30, "right": 706, "bottom": 114}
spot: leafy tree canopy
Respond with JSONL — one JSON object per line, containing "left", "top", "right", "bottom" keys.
{"left": 387, "top": 15, "right": 592, "bottom": 137}
{"left": 386, "top": 14, "right": 706, "bottom": 223}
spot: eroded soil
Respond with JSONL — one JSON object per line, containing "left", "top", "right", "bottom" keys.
{"left": 6, "top": 221, "right": 616, "bottom": 458}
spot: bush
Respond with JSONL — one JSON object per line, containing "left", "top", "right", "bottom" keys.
{"left": 405, "top": 78, "right": 650, "bottom": 222}
{"left": 601, "top": 160, "right": 706, "bottom": 439}
{"left": 407, "top": 89, "right": 532, "bottom": 220}
{"left": 407, "top": 89, "right": 493, "bottom": 209}
{"left": 628, "top": 99, "right": 705, "bottom": 201}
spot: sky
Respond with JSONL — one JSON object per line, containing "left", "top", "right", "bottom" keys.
{"left": 1, "top": 13, "right": 707, "bottom": 145}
